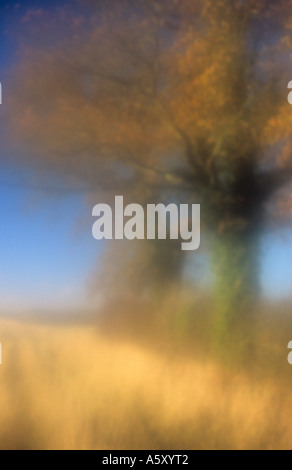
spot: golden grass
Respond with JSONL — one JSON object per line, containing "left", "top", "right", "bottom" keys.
{"left": 0, "top": 317, "right": 291, "bottom": 450}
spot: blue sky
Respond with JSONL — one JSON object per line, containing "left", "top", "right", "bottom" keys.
{"left": 0, "top": 165, "right": 102, "bottom": 311}
{"left": 261, "top": 230, "right": 292, "bottom": 299}
{"left": 0, "top": 0, "right": 292, "bottom": 313}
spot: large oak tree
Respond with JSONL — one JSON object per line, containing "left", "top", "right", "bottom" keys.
{"left": 5, "top": 0, "right": 292, "bottom": 336}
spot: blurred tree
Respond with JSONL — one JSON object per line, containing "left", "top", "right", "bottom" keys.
{"left": 5, "top": 0, "right": 292, "bottom": 338}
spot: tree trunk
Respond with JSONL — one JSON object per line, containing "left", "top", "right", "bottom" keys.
{"left": 210, "top": 230, "right": 259, "bottom": 357}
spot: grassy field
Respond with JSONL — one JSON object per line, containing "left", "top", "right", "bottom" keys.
{"left": 0, "top": 312, "right": 292, "bottom": 450}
